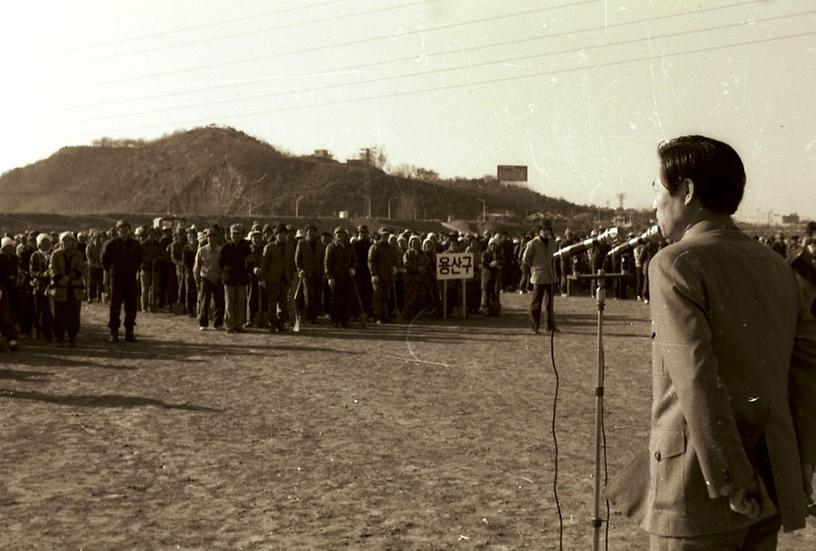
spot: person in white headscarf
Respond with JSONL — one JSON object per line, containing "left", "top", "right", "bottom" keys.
{"left": 49, "top": 232, "right": 87, "bottom": 346}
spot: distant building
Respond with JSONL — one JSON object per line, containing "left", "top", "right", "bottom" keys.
{"left": 782, "top": 213, "right": 800, "bottom": 225}
{"left": 312, "top": 149, "right": 334, "bottom": 160}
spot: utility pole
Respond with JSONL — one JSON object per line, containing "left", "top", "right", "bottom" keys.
{"left": 296, "top": 195, "right": 304, "bottom": 218}
{"left": 361, "top": 147, "right": 372, "bottom": 218}
{"left": 478, "top": 198, "right": 486, "bottom": 223}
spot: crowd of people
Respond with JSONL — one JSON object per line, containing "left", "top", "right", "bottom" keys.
{"left": 1, "top": 215, "right": 814, "bottom": 352}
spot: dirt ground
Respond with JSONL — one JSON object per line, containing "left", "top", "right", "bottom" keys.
{"left": 1, "top": 293, "right": 813, "bottom": 550}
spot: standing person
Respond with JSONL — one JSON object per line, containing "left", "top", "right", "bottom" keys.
{"left": 259, "top": 224, "right": 288, "bottom": 333}
{"left": 245, "top": 229, "right": 265, "bottom": 328}
{"left": 368, "top": 228, "right": 396, "bottom": 323}
{"left": 16, "top": 232, "right": 36, "bottom": 337}
{"left": 324, "top": 227, "right": 357, "bottom": 328}
{"left": 218, "top": 224, "right": 252, "bottom": 333}
{"left": 522, "top": 220, "right": 558, "bottom": 334}
{"left": 402, "top": 235, "right": 433, "bottom": 319}
{"left": 611, "top": 135, "right": 816, "bottom": 549}
{"left": 168, "top": 229, "right": 187, "bottom": 314}
{"left": 85, "top": 231, "right": 105, "bottom": 303}
{"left": 29, "top": 233, "right": 53, "bottom": 342}
{"left": 480, "top": 237, "right": 502, "bottom": 316}
{"left": 181, "top": 229, "right": 199, "bottom": 318}
{"left": 1, "top": 237, "right": 21, "bottom": 332}
{"left": 48, "top": 232, "right": 87, "bottom": 346}
{"left": 294, "top": 225, "right": 322, "bottom": 325}
{"left": 0, "top": 238, "right": 20, "bottom": 350}
{"left": 352, "top": 225, "right": 373, "bottom": 318}
{"left": 139, "top": 227, "right": 161, "bottom": 312}
{"left": 101, "top": 220, "right": 143, "bottom": 343}
{"left": 193, "top": 228, "right": 224, "bottom": 331}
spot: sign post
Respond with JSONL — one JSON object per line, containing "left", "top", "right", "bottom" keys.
{"left": 436, "top": 252, "right": 475, "bottom": 320}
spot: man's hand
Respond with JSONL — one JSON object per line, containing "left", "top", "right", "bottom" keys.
{"left": 728, "top": 479, "right": 761, "bottom": 520}
{"left": 371, "top": 275, "right": 379, "bottom": 284}
{"left": 328, "top": 278, "right": 336, "bottom": 290}
{"left": 349, "top": 268, "right": 356, "bottom": 277}
{"left": 258, "top": 280, "right": 266, "bottom": 289}
{"left": 298, "top": 269, "right": 306, "bottom": 279}
{"left": 392, "top": 266, "right": 397, "bottom": 276}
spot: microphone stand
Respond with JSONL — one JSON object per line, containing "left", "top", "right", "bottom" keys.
{"left": 576, "top": 268, "right": 626, "bottom": 551}
{"left": 592, "top": 269, "right": 607, "bottom": 551}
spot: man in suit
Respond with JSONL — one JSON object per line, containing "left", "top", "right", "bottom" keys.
{"left": 636, "top": 135, "right": 816, "bottom": 549}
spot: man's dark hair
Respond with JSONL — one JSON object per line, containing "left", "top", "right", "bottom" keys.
{"left": 657, "top": 135, "right": 745, "bottom": 214}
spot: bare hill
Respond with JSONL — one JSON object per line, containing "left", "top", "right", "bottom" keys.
{"left": 0, "top": 126, "right": 589, "bottom": 221}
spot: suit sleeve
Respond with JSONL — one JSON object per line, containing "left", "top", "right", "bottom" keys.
{"left": 650, "top": 250, "right": 755, "bottom": 498}
{"left": 790, "top": 286, "right": 816, "bottom": 463}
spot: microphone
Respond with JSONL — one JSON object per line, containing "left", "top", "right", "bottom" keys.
{"left": 554, "top": 227, "right": 620, "bottom": 258}
{"left": 606, "top": 225, "right": 662, "bottom": 257}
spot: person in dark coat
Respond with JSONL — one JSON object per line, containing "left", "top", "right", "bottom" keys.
{"left": 29, "top": 233, "right": 53, "bottom": 342}
{"left": 0, "top": 237, "right": 20, "bottom": 350}
{"left": 352, "top": 225, "right": 373, "bottom": 317}
{"left": 368, "top": 228, "right": 396, "bottom": 323}
{"left": 324, "top": 227, "right": 357, "bottom": 328}
{"left": 294, "top": 225, "right": 322, "bottom": 325}
{"left": 101, "top": 220, "right": 144, "bottom": 342}
{"left": 480, "top": 237, "right": 502, "bottom": 316}
{"left": 218, "top": 224, "right": 252, "bottom": 333}
{"left": 259, "top": 224, "right": 289, "bottom": 332}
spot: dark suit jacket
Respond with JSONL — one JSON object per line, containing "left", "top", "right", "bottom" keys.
{"left": 639, "top": 222, "right": 816, "bottom": 536}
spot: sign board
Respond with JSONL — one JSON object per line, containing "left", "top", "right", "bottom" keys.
{"left": 497, "top": 165, "right": 528, "bottom": 182}
{"left": 436, "top": 252, "right": 475, "bottom": 280}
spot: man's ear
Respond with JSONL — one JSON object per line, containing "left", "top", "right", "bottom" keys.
{"left": 681, "top": 178, "right": 696, "bottom": 206}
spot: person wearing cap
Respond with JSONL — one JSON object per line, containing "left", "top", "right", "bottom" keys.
{"left": 324, "top": 227, "right": 357, "bottom": 328}
{"left": 245, "top": 229, "right": 266, "bottom": 328}
{"left": 218, "top": 224, "right": 252, "bottom": 333}
{"left": 259, "top": 224, "right": 289, "bottom": 332}
{"left": 368, "top": 228, "right": 397, "bottom": 323}
{"left": 194, "top": 227, "right": 225, "bottom": 331}
{"left": 29, "top": 233, "right": 54, "bottom": 342}
{"left": 0, "top": 237, "right": 20, "bottom": 350}
{"left": 522, "top": 220, "right": 558, "bottom": 334}
{"left": 294, "top": 225, "right": 322, "bottom": 326}
{"left": 101, "top": 220, "right": 144, "bottom": 342}
{"left": 85, "top": 231, "right": 105, "bottom": 303}
{"left": 49, "top": 232, "right": 87, "bottom": 346}
{"left": 352, "top": 225, "right": 373, "bottom": 318}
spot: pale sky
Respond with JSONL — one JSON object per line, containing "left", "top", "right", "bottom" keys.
{"left": 2, "top": 0, "right": 814, "bottom": 221}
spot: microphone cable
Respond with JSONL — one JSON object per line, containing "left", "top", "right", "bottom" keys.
{"left": 548, "top": 251, "right": 563, "bottom": 550}
{"left": 547, "top": 243, "right": 612, "bottom": 551}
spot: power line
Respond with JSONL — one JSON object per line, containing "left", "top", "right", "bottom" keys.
{"left": 42, "top": 0, "right": 356, "bottom": 55}
{"left": 47, "top": 0, "right": 764, "bottom": 114}
{"left": 39, "top": 0, "right": 444, "bottom": 68}
{"left": 30, "top": 10, "right": 813, "bottom": 129}
{"left": 38, "top": 29, "right": 814, "bottom": 142}
{"left": 42, "top": 0, "right": 601, "bottom": 93}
